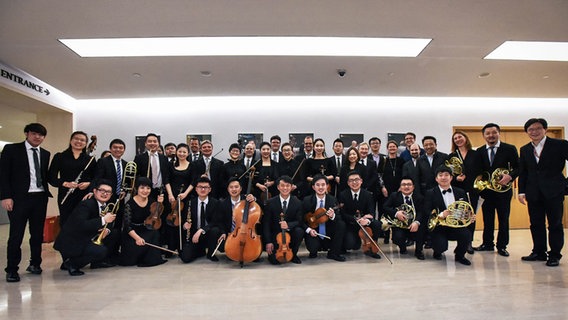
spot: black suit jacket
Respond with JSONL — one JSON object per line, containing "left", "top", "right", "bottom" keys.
{"left": 134, "top": 152, "right": 170, "bottom": 185}
{"left": 338, "top": 188, "right": 375, "bottom": 227}
{"left": 95, "top": 156, "right": 128, "bottom": 193}
{"left": 301, "top": 193, "right": 341, "bottom": 230}
{"left": 0, "top": 141, "right": 52, "bottom": 200}
{"left": 402, "top": 159, "right": 420, "bottom": 194}
{"left": 474, "top": 142, "right": 518, "bottom": 197}
{"left": 262, "top": 195, "right": 302, "bottom": 243}
{"left": 185, "top": 197, "right": 222, "bottom": 234}
{"left": 383, "top": 191, "right": 426, "bottom": 224}
{"left": 416, "top": 151, "right": 449, "bottom": 195}
{"left": 359, "top": 158, "right": 378, "bottom": 193}
{"left": 519, "top": 137, "right": 568, "bottom": 201}
{"left": 54, "top": 198, "right": 106, "bottom": 256}
{"left": 191, "top": 157, "right": 224, "bottom": 198}
{"left": 218, "top": 196, "right": 245, "bottom": 234}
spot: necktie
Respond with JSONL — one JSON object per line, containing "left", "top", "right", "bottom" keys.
{"left": 231, "top": 202, "right": 236, "bottom": 231}
{"left": 246, "top": 158, "right": 251, "bottom": 169}
{"left": 273, "top": 152, "right": 277, "bottom": 162}
{"left": 31, "top": 148, "right": 42, "bottom": 187}
{"left": 200, "top": 201, "right": 206, "bottom": 229}
{"left": 337, "top": 157, "right": 341, "bottom": 170}
{"left": 442, "top": 188, "right": 452, "bottom": 195}
{"left": 115, "top": 159, "right": 122, "bottom": 195}
{"left": 405, "top": 196, "right": 412, "bottom": 205}
{"left": 354, "top": 193, "right": 358, "bottom": 202}
{"left": 360, "top": 159, "right": 364, "bottom": 165}
{"left": 489, "top": 146, "right": 495, "bottom": 166}
{"left": 282, "top": 200, "right": 287, "bottom": 213}
{"left": 151, "top": 154, "right": 159, "bottom": 187}
{"left": 193, "top": 154, "right": 199, "bottom": 161}
{"left": 318, "top": 199, "right": 326, "bottom": 238}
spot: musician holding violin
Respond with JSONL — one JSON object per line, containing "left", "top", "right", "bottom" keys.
{"left": 304, "top": 139, "right": 336, "bottom": 194}
{"left": 254, "top": 142, "right": 279, "bottom": 205}
{"left": 119, "top": 177, "right": 167, "bottom": 267}
{"left": 263, "top": 176, "right": 304, "bottom": 265}
{"left": 302, "top": 174, "right": 346, "bottom": 262}
{"left": 338, "top": 171, "right": 382, "bottom": 259}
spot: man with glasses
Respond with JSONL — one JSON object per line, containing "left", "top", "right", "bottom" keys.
{"left": 54, "top": 180, "right": 119, "bottom": 276}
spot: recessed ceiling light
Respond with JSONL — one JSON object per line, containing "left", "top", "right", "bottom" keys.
{"left": 59, "top": 37, "right": 432, "bottom": 58}
{"left": 132, "top": 73, "right": 142, "bottom": 78}
{"left": 485, "top": 41, "right": 568, "bottom": 62}
{"left": 542, "top": 75, "right": 550, "bottom": 79}
{"left": 478, "top": 72, "right": 491, "bottom": 78}
{"left": 200, "top": 71, "right": 212, "bottom": 77}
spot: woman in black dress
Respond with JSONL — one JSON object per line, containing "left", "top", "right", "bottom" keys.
{"left": 254, "top": 142, "right": 279, "bottom": 205}
{"left": 382, "top": 140, "right": 404, "bottom": 195}
{"left": 304, "top": 138, "right": 336, "bottom": 192}
{"left": 338, "top": 147, "right": 366, "bottom": 193}
{"left": 120, "top": 177, "right": 167, "bottom": 267}
{"left": 48, "top": 131, "right": 96, "bottom": 226}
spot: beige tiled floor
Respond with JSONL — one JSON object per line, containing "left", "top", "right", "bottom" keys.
{"left": 1, "top": 225, "right": 567, "bottom": 320}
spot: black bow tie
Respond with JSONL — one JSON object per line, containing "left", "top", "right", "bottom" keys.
{"left": 442, "top": 188, "right": 452, "bottom": 194}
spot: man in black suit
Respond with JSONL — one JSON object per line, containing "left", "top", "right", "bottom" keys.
{"left": 424, "top": 166, "right": 472, "bottom": 266}
{"left": 416, "top": 136, "right": 448, "bottom": 195}
{"left": 278, "top": 143, "right": 302, "bottom": 198}
{"left": 518, "top": 118, "right": 568, "bottom": 267}
{"left": 400, "top": 132, "right": 425, "bottom": 163}
{"left": 263, "top": 176, "right": 304, "bottom": 264}
{"left": 133, "top": 133, "right": 170, "bottom": 200}
{"left": 329, "top": 138, "right": 346, "bottom": 197}
{"left": 402, "top": 143, "right": 422, "bottom": 195}
{"left": 294, "top": 136, "right": 314, "bottom": 161}
{"left": 1, "top": 123, "right": 52, "bottom": 282}
{"left": 383, "top": 177, "right": 426, "bottom": 259}
{"left": 53, "top": 180, "right": 119, "bottom": 276}
{"left": 269, "top": 135, "right": 283, "bottom": 164}
{"left": 338, "top": 171, "right": 382, "bottom": 259}
{"left": 241, "top": 141, "right": 259, "bottom": 170}
{"left": 189, "top": 137, "right": 201, "bottom": 162}
{"left": 302, "top": 174, "right": 346, "bottom": 261}
{"left": 180, "top": 177, "right": 223, "bottom": 262}
{"left": 473, "top": 123, "right": 518, "bottom": 257}
{"left": 191, "top": 140, "right": 224, "bottom": 199}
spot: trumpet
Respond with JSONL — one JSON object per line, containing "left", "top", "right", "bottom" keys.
{"left": 381, "top": 203, "right": 415, "bottom": 230}
{"left": 428, "top": 200, "right": 475, "bottom": 231}
{"left": 121, "top": 161, "right": 137, "bottom": 198}
{"left": 93, "top": 199, "right": 120, "bottom": 245}
{"left": 473, "top": 168, "right": 512, "bottom": 193}
{"left": 445, "top": 156, "right": 463, "bottom": 176}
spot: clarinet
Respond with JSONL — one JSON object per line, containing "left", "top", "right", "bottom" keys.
{"left": 185, "top": 206, "right": 192, "bottom": 242}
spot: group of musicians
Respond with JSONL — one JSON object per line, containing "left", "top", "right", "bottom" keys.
{"left": 2, "top": 118, "right": 567, "bottom": 282}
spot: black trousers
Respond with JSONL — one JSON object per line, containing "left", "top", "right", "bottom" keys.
{"left": 67, "top": 243, "right": 108, "bottom": 269}
{"left": 266, "top": 226, "right": 304, "bottom": 263}
{"left": 392, "top": 223, "right": 426, "bottom": 252}
{"left": 481, "top": 191, "right": 512, "bottom": 249}
{"left": 527, "top": 192, "right": 564, "bottom": 259}
{"left": 431, "top": 226, "right": 471, "bottom": 258}
{"left": 180, "top": 226, "right": 223, "bottom": 263}
{"left": 343, "top": 220, "right": 381, "bottom": 251}
{"left": 305, "top": 219, "right": 346, "bottom": 256}
{"left": 5, "top": 193, "right": 48, "bottom": 273}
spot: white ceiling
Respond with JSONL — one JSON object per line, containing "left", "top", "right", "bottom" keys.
{"left": 1, "top": 0, "right": 567, "bottom": 100}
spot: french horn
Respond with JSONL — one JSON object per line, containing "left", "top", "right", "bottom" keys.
{"left": 445, "top": 156, "right": 463, "bottom": 176}
{"left": 473, "top": 168, "right": 512, "bottom": 193}
{"left": 428, "top": 200, "right": 475, "bottom": 231}
{"left": 381, "top": 203, "right": 415, "bottom": 230}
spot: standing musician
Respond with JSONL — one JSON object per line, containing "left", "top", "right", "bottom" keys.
{"left": 164, "top": 142, "right": 177, "bottom": 164}
{"left": 133, "top": 133, "right": 170, "bottom": 200}
{"left": 402, "top": 143, "right": 422, "bottom": 195}
{"left": 164, "top": 143, "right": 193, "bottom": 255}
{"left": 254, "top": 142, "right": 279, "bottom": 203}
{"left": 294, "top": 136, "right": 314, "bottom": 161}
{"left": 242, "top": 141, "right": 259, "bottom": 169}
{"left": 1, "top": 123, "right": 52, "bottom": 282}
{"left": 424, "top": 166, "right": 472, "bottom": 265}
{"left": 119, "top": 177, "right": 168, "bottom": 267}
{"left": 54, "top": 180, "right": 119, "bottom": 276}
{"left": 416, "top": 136, "right": 448, "bottom": 196}
{"left": 473, "top": 123, "right": 518, "bottom": 257}
{"left": 357, "top": 142, "right": 379, "bottom": 196}
{"left": 191, "top": 140, "right": 224, "bottom": 199}
{"left": 180, "top": 177, "right": 223, "bottom": 263}
{"left": 304, "top": 138, "right": 336, "bottom": 194}
{"left": 518, "top": 118, "right": 568, "bottom": 267}
{"left": 189, "top": 137, "right": 201, "bottom": 162}
{"left": 448, "top": 131, "right": 479, "bottom": 254}
{"left": 277, "top": 142, "right": 301, "bottom": 197}
{"left": 338, "top": 147, "right": 366, "bottom": 194}
{"left": 302, "top": 174, "right": 346, "bottom": 262}
{"left": 221, "top": 143, "right": 247, "bottom": 196}
{"left": 269, "top": 135, "right": 283, "bottom": 164}
{"left": 400, "top": 132, "right": 425, "bottom": 163}
{"left": 263, "top": 176, "right": 304, "bottom": 264}
{"left": 338, "top": 171, "right": 382, "bottom": 259}
{"left": 48, "top": 131, "right": 96, "bottom": 227}
{"left": 330, "top": 138, "right": 346, "bottom": 196}
{"left": 383, "top": 177, "right": 426, "bottom": 259}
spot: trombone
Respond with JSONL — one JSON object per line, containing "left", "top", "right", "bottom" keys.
{"left": 93, "top": 199, "right": 120, "bottom": 245}
{"left": 121, "top": 161, "right": 137, "bottom": 199}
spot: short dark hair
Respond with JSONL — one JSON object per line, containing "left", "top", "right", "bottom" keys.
{"left": 281, "top": 142, "right": 292, "bottom": 151}
{"left": 92, "top": 179, "right": 113, "bottom": 191}
{"left": 482, "top": 123, "right": 501, "bottom": 133}
{"left": 227, "top": 177, "right": 240, "bottom": 185}
{"left": 369, "top": 137, "right": 382, "bottom": 144}
{"left": 270, "top": 135, "right": 281, "bottom": 142}
{"left": 164, "top": 142, "right": 176, "bottom": 148}
{"left": 109, "top": 138, "right": 126, "bottom": 149}
{"left": 260, "top": 141, "right": 270, "bottom": 149}
{"left": 347, "top": 170, "right": 362, "bottom": 179}
{"left": 311, "top": 174, "right": 327, "bottom": 186}
{"left": 135, "top": 177, "right": 152, "bottom": 189}
{"left": 400, "top": 176, "right": 414, "bottom": 185}
{"left": 145, "top": 133, "right": 159, "bottom": 142}
{"left": 422, "top": 136, "right": 437, "bottom": 144}
{"left": 196, "top": 177, "right": 211, "bottom": 186}
{"left": 24, "top": 123, "right": 47, "bottom": 136}
{"left": 435, "top": 165, "right": 452, "bottom": 176}
{"left": 333, "top": 138, "right": 344, "bottom": 146}
{"left": 229, "top": 143, "right": 241, "bottom": 152}
{"left": 278, "top": 175, "right": 293, "bottom": 185}
{"left": 405, "top": 132, "right": 416, "bottom": 139}
{"left": 524, "top": 118, "right": 548, "bottom": 132}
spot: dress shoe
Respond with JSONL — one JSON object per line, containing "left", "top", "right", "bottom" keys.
{"left": 415, "top": 251, "right": 425, "bottom": 260}
{"left": 473, "top": 244, "right": 494, "bottom": 251}
{"left": 6, "top": 271, "right": 20, "bottom": 282}
{"left": 466, "top": 245, "right": 475, "bottom": 255}
{"left": 60, "top": 262, "right": 68, "bottom": 270}
{"left": 456, "top": 256, "right": 472, "bottom": 266}
{"left": 383, "top": 238, "right": 390, "bottom": 244}
{"left": 68, "top": 267, "right": 85, "bottom": 276}
{"left": 399, "top": 247, "right": 408, "bottom": 254}
{"left": 433, "top": 252, "right": 442, "bottom": 260}
{"left": 308, "top": 252, "right": 318, "bottom": 258}
{"left": 90, "top": 261, "right": 116, "bottom": 269}
{"left": 546, "top": 257, "right": 560, "bottom": 267}
{"left": 207, "top": 255, "right": 219, "bottom": 262}
{"left": 26, "top": 265, "right": 42, "bottom": 275}
{"left": 424, "top": 241, "right": 432, "bottom": 249}
{"left": 364, "top": 251, "right": 381, "bottom": 259}
{"left": 497, "top": 248, "right": 510, "bottom": 257}
{"left": 327, "top": 254, "right": 346, "bottom": 262}
{"left": 521, "top": 252, "right": 548, "bottom": 261}
{"left": 405, "top": 239, "right": 415, "bottom": 247}
{"left": 291, "top": 256, "right": 302, "bottom": 264}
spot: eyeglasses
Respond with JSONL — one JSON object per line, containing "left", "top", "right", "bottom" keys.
{"left": 400, "top": 183, "right": 414, "bottom": 187}
{"left": 196, "top": 186, "right": 211, "bottom": 190}
{"left": 96, "top": 188, "right": 113, "bottom": 195}
{"left": 347, "top": 178, "right": 362, "bottom": 183}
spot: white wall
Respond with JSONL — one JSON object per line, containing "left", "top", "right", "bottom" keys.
{"left": 75, "top": 96, "right": 568, "bottom": 160}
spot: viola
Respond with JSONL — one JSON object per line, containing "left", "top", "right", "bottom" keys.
{"left": 275, "top": 212, "right": 292, "bottom": 264}
{"left": 304, "top": 204, "right": 342, "bottom": 229}
{"left": 356, "top": 211, "right": 379, "bottom": 255}
{"left": 225, "top": 167, "right": 263, "bottom": 266}
{"left": 144, "top": 188, "right": 164, "bottom": 230}
{"left": 166, "top": 185, "right": 185, "bottom": 227}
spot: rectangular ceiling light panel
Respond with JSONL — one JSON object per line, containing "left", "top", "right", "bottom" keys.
{"left": 485, "top": 41, "right": 568, "bottom": 62}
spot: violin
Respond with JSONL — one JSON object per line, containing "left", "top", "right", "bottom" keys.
{"left": 166, "top": 185, "right": 184, "bottom": 227}
{"left": 144, "top": 188, "right": 164, "bottom": 230}
{"left": 225, "top": 167, "right": 263, "bottom": 266}
{"left": 356, "top": 211, "right": 379, "bottom": 255}
{"left": 304, "top": 204, "right": 342, "bottom": 229}
{"left": 275, "top": 212, "right": 293, "bottom": 264}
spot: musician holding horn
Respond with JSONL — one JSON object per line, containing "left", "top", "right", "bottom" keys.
{"left": 424, "top": 166, "right": 473, "bottom": 265}
{"left": 119, "top": 177, "right": 167, "bottom": 267}
{"left": 473, "top": 123, "right": 519, "bottom": 257}
{"left": 54, "top": 179, "right": 119, "bottom": 276}
{"left": 383, "top": 177, "right": 426, "bottom": 260}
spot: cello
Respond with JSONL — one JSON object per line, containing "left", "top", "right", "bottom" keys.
{"left": 275, "top": 212, "right": 293, "bottom": 264}
{"left": 225, "top": 167, "right": 263, "bottom": 267}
